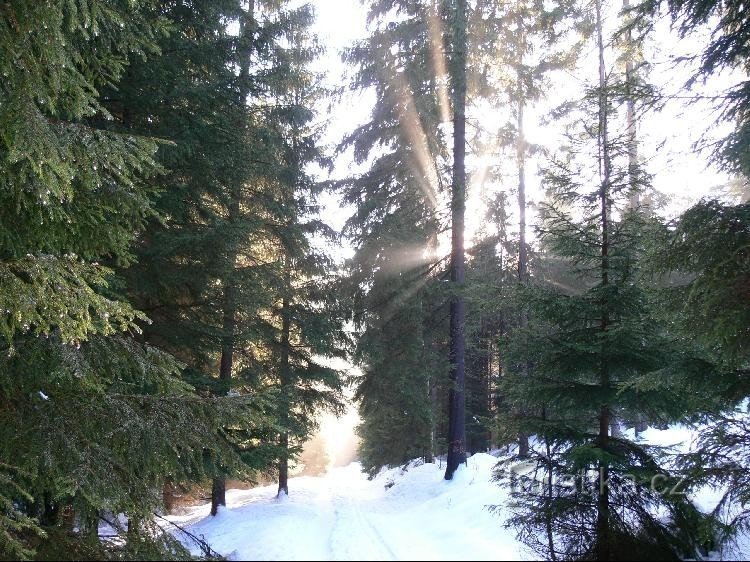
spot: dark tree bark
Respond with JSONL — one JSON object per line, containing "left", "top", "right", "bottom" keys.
{"left": 595, "top": 0, "right": 612, "bottom": 558}
{"left": 424, "top": 295, "right": 437, "bottom": 464}
{"left": 212, "top": 0, "right": 254, "bottom": 516}
{"left": 543, "top": 409, "right": 557, "bottom": 561}
{"left": 624, "top": 0, "right": 640, "bottom": 209}
{"left": 516, "top": 25, "right": 531, "bottom": 459}
{"left": 278, "top": 260, "right": 292, "bottom": 497}
{"left": 211, "top": 257, "right": 236, "bottom": 514}
{"left": 445, "top": 0, "right": 468, "bottom": 481}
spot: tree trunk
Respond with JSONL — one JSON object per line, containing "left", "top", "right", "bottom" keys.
{"left": 544, "top": 410, "right": 557, "bottom": 562}
{"left": 212, "top": 0, "right": 254, "bottom": 516}
{"left": 212, "top": 207, "right": 238, "bottom": 515}
{"left": 210, "top": 475, "right": 227, "bottom": 517}
{"left": 445, "top": 0, "right": 468, "bottom": 481}
{"left": 278, "top": 434, "right": 289, "bottom": 496}
{"left": 516, "top": 41, "right": 531, "bottom": 458}
{"left": 624, "top": 0, "right": 640, "bottom": 209}
{"left": 278, "top": 260, "right": 292, "bottom": 497}
{"left": 595, "top": 0, "right": 612, "bottom": 558}
{"left": 634, "top": 416, "right": 648, "bottom": 438}
{"left": 79, "top": 504, "right": 99, "bottom": 542}
{"left": 163, "top": 477, "right": 177, "bottom": 513}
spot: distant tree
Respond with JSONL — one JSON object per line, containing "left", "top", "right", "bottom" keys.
{"left": 444, "top": 0, "right": 469, "bottom": 481}
{"left": 472, "top": 0, "right": 587, "bottom": 458}
{"left": 496, "top": 1, "right": 707, "bottom": 558}
{"left": 271, "top": 11, "right": 346, "bottom": 497}
{"left": 464, "top": 192, "right": 517, "bottom": 454}
{"left": 339, "top": 0, "right": 450, "bottom": 473}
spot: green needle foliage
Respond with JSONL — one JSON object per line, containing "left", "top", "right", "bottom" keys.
{"left": 0, "top": 1, "right": 272, "bottom": 558}
{"left": 495, "top": 3, "right": 708, "bottom": 551}
{"left": 340, "top": 0, "right": 451, "bottom": 473}
{"left": 649, "top": 199, "right": 750, "bottom": 551}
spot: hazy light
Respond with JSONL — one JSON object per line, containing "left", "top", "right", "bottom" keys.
{"left": 428, "top": 2, "right": 451, "bottom": 124}
{"left": 380, "top": 244, "right": 435, "bottom": 274}
{"left": 388, "top": 68, "right": 439, "bottom": 209}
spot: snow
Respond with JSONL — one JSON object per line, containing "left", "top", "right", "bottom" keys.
{"left": 628, "top": 423, "right": 750, "bottom": 562}
{"left": 166, "top": 454, "right": 531, "bottom": 561}
{"left": 164, "top": 424, "right": 750, "bottom": 561}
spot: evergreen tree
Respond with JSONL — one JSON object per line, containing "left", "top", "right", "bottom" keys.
{"left": 268, "top": 9, "right": 346, "bottom": 497}
{"left": 0, "top": 1, "right": 257, "bottom": 557}
{"left": 444, "top": 0, "right": 469, "bottom": 480}
{"left": 635, "top": 0, "right": 750, "bottom": 175}
{"left": 496, "top": 1, "right": 706, "bottom": 558}
{"left": 649, "top": 199, "right": 750, "bottom": 550}
{"left": 112, "top": 0, "right": 341, "bottom": 511}
{"left": 632, "top": 0, "right": 750, "bottom": 547}
{"left": 110, "top": 0, "right": 290, "bottom": 518}
{"left": 340, "top": 0, "right": 451, "bottom": 473}
{"left": 464, "top": 192, "right": 517, "bottom": 454}
{"left": 472, "top": 0, "right": 586, "bottom": 458}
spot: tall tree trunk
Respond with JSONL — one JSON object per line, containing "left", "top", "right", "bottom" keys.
{"left": 481, "top": 336, "right": 491, "bottom": 451}
{"left": 210, "top": 477, "right": 226, "bottom": 517}
{"left": 595, "top": 0, "right": 612, "bottom": 559}
{"left": 486, "top": 339, "right": 495, "bottom": 448}
{"left": 278, "top": 81, "right": 304, "bottom": 497}
{"left": 278, "top": 260, "right": 292, "bottom": 497}
{"left": 419, "top": 295, "right": 435, "bottom": 464}
{"left": 212, "top": 0, "right": 254, "bottom": 516}
{"left": 516, "top": 30, "right": 531, "bottom": 458}
{"left": 624, "top": 0, "right": 640, "bottom": 209}
{"left": 427, "top": 231, "right": 439, "bottom": 463}
{"left": 445, "top": 0, "right": 468, "bottom": 481}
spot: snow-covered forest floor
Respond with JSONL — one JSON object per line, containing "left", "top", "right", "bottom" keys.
{"left": 167, "top": 453, "right": 523, "bottom": 561}
{"left": 164, "top": 425, "right": 749, "bottom": 561}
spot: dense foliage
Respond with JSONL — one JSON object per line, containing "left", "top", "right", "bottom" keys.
{"left": 2, "top": 0, "right": 749, "bottom": 559}
{"left": 0, "top": 0, "right": 340, "bottom": 558}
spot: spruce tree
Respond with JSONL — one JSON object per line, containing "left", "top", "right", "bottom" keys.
{"left": 444, "top": 0, "right": 469, "bottom": 480}
{"left": 0, "top": 1, "right": 257, "bottom": 558}
{"left": 627, "top": 3, "right": 750, "bottom": 546}
{"left": 634, "top": 0, "right": 750, "bottom": 175}
{"left": 464, "top": 192, "right": 518, "bottom": 454}
{"left": 496, "top": 1, "right": 706, "bottom": 558}
{"left": 268, "top": 8, "right": 346, "bottom": 497}
{"left": 109, "top": 0, "right": 288, "bottom": 518}
{"left": 340, "top": 0, "right": 451, "bottom": 473}
{"left": 472, "top": 0, "right": 586, "bottom": 458}
{"left": 112, "top": 0, "right": 338, "bottom": 513}
{"left": 649, "top": 199, "right": 750, "bottom": 550}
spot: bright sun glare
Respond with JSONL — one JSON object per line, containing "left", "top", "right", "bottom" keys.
{"left": 308, "top": 0, "right": 735, "bottom": 459}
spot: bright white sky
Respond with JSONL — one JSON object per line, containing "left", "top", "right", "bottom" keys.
{"left": 306, "top": 0, "right": 737, "bottom": 260}
{"left": 304, "top": 0, "right": 740, "bottom": 466}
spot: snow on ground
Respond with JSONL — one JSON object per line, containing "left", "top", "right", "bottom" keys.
{"left": 165, "top": 422, "right": 750, "bottom": 561}
{"left": 631, "top": 424, "right": 750, "bottom": 561}
{"left": 166, "top": 453, "right": 530, "bottom": 561}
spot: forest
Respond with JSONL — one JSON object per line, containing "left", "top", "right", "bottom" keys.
{"left": 1, "top": 0, "right": 749, "bottom": 560}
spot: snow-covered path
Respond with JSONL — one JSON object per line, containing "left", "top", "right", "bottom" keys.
{"left": 167, "top": 454, "right": 527, "bottom": 561}
{"left": 165, "top": 441, "right": 750, "bottom": 561}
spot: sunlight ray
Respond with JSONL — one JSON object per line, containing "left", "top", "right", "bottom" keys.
{"left": 380, "top": 244, "right": 434, "bottom": 274}
{"left": 427, "top": 1, "right": 451, "bottom": 124}
{"left": 376, "top": 263, "right": 437, "bottom": 328}
{"left": 388, "top": 68, "right": 440, "bottom": 209}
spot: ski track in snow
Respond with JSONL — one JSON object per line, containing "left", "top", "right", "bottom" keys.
{"left": 167, "top": 454, "right": 528, "bottom": 561}
{"left": 166, "top": 442, "right": 750, "bottom": 561}
{"left": 328, "top": 489, "right": 396, "bottom": 561}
